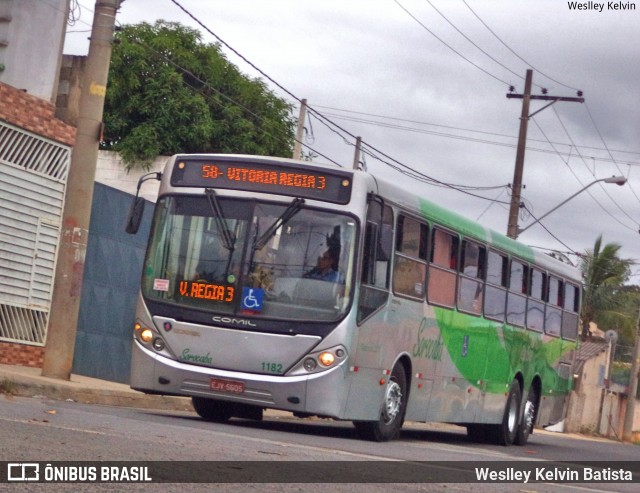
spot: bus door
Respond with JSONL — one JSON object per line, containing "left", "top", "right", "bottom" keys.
{"left": 345, "top": 197, "right": 393, "bottom": 419}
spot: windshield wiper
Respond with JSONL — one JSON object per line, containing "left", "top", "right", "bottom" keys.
{"left": 204, "top": 188, "right": 235, "bottom": 251}
{"left": 253, "top": 198, "right": 305, "bottom": 251}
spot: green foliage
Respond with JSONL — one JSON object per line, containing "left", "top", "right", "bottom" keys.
{"left": 101, "top": 21, "right": 295, "bottom": 170}
{"left": 580, "top": 235, "right": 637, "bottom": 342}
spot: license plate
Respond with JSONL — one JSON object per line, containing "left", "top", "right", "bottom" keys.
{"left": 210, "top": 378, "right": 245, "bottom": 394}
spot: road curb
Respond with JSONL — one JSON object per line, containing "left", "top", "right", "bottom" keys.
{"left": 0, "top": 368, "right": 193, "bottom": 412}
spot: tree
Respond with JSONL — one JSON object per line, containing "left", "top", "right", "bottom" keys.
{"left": 580, "top": 235, "right": 635, "bottom": 340}
{"left": 101, "top": 21, "right": 296, "bottom": 169}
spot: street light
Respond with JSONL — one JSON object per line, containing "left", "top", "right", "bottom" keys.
{"left": 516, "top": 176, "right": 627, "bottom": 238}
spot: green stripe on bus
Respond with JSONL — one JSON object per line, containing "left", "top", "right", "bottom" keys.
{"left": 435, "top": 308, "right": 571, "bottom": 394}
{"left": 418, "top": 197, "right": 536, "bottom": 263}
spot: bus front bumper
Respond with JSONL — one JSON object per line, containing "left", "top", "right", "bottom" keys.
{"left": 130, "top": 339, "right": 348, "bottom": 418}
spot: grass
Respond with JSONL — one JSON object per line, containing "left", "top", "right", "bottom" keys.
{"left": 0, "top": 378, "right": 18, "bottom": 395}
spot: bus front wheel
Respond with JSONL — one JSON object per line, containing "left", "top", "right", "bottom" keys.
{"left": 353, "top": 364, "right": 407, "bottom": 442}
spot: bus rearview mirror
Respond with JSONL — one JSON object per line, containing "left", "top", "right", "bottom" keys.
{"left": 125, "top": 196, "right": 146, "bottom": 234}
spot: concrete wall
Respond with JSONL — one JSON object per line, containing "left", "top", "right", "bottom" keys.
{"left": 565, "top": 342, "right": 639, "bottom": 437}
{"left": 581, "top": 354, "right": 607, "bottom": 431}
{"left": 0, "top": 0, "right": 68, "bottom": 103}
{"left": 95, "top": 151, "right": 165, "bottom": 203}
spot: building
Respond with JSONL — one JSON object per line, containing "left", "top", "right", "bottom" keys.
{"left": 0, "top": 83, "right": 75, "bottom": 366}
{"left": 0, "top": 0, "right": 68, "bottom": 103}
{"left": 0, "top": 0, "right": 75, "bottom": 365}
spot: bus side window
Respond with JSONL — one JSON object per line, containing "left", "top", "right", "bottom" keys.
{"left": 507, "top": 259, "right": 527, "bottom": 327}
{"left": 526, "top": 268, "right": 545, "bottom": 332}
{"left": 357, "top": 200, "right": 393, "bottom": 323}
{"left": 427, "top": 228, "right": 458, "bottom": 308}
{"left": 545, "top": 276, "right": 562, "bottom": 336}
{"left": 561, "top": 282, "right": 580, "bottom": 340}
{"left": 484, "top": 249, "right": 508, "bottom": 322}
{"left": 457, "top": 239, "right": 485, "bottom": 315}
{"left": 392, "top": 215, "right": 428, "bottom": 299}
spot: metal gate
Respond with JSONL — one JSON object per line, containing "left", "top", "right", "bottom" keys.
{"left": 72, "top": 182, "right": 152, "bottom": 383}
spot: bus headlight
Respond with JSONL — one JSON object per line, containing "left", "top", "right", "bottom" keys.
{"left": 140, "top": 329, "right": 154, "bottom": 343}
{"left": 319, "top": 352, "right": 335, "bottom": 367}
{"left": 292, "top": 345, "right": 348, "bottom": 375}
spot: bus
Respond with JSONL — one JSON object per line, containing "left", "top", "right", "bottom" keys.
{"left": 126, "top": 154, "right": 581, "bottom": 445}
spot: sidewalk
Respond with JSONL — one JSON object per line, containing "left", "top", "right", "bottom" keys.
{"left": 0, "top": 363, "right": 193, "bottom": 412}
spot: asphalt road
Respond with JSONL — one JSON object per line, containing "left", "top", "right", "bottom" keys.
{"left": 1, "top": 394, "right": 638, "bottom": 492}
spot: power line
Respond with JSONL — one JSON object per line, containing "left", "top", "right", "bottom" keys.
{"left": 549, "top": 108, "right": 640, "bottom": 229}
{"left": 530, "top": 117, "right": 637, "bottom": 233}
{"left": 520, "top": 203, "right": 578, "bottom": 254}
{"left": 461, "top": 0, "right": 581, "bottom": 92}
{"left": 422, "top": 0, "right": 527, "bottom": 85}
{"left": 584, "top": 102, "right": 640, "bottom": 205}
{"left": 167, "top": 0, "right": 516, "bottom": 203}
{"left": 318, "top": 109, "right": 640, "bottom": 168}
{"left": 126, "top": 35, "right": 342, "bottom": 166}
{"left": 359, "top": 144, "right": 512, "bottom": 203}
{"left": 393, "top": 0, "right": 513, "bottom": 87}
{"left": 442, "top": 0, "right": 640, "bottom": 235}
{"left": 475, "top": 187, "right": 509, "bottom": 221}
{"left": 312, "top": 104, "right": 640, "bottom": 158}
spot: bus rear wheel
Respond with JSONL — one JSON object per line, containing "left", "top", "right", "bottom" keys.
{"left": 353, "top": 364, "right": 407, "bottom": 442}
{"left": 490, "top": 380, "right": 521, "bottom": 446}
{"left": 192, "top": 397, "right": 234, "bottom": 422}
{"left": 514, "top": 387, "right": 538, "bottom": 446}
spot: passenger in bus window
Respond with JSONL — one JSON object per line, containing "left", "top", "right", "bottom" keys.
{"left": 304, "top": 249, "right": 343, "bottom": 283}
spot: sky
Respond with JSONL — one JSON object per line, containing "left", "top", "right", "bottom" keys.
{"left": 63, "top": 0, "right": 640, "bottom": 279}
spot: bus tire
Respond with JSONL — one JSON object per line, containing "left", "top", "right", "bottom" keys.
{"left": 491, "top": 380, "right": 521, "bottom": 446}
{"left": 353, "top": 364, "right": 407, "bottom": 442}
{"left": 192, "top": 397, "right": 234, "bottom": 422}
{"left": 514, "top": 387, "right": 538, "bottom": 446}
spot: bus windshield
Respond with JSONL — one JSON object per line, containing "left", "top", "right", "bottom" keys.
{"left": 142, "top": 195, "right": 357, "bottom": 322}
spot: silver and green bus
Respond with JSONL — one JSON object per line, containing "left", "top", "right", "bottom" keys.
{"left": 127, "top": 154, "right": 581, "bottom": 444}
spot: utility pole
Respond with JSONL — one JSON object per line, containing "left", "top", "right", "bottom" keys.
{"left": 352, "top": 136, "right": 362, "bottom": 170}
{"left": 505, "top": 69, "right": 584, "bottom": 239}
{"left": 42, "top": 0, "right": 124, "bottom": 380}
{"left": 292, "top": 98, "right": 307, "bottom": 160}
{"left": 506, "top": 70, "right": 532, "bottom": 239}
{"left": 622, "top": 306, "right": 640, "bottom": 442}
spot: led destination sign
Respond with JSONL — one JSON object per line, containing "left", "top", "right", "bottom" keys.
{"left": 171, "top": 158, "right": 353, "bottom": 204}
{"left": 179, "top": 281, "right": 234, "bottom": 302}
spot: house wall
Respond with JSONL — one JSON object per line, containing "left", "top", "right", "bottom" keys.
{"left": 0, "top": 81, "right": 75, "bottom": 368}
{"left": 0, "top": 82, "right": 75, "bottom": 145}
{"left": 0, "top": 0, "right": 68, "bottom": 103}
{"left": 565, "top": 350, "right": 608, "bottom": 434}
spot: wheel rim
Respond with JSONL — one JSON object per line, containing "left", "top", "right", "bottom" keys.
{"left": 523, "top": 400, "right": 535, "bottom": 432}
{"left": 507, "top": 393, "right": 518, "bottom": 432}
{"left": 382, "top": 379, "right": 402, "bottom": 424}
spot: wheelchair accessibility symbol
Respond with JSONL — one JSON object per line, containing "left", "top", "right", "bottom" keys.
{"left": 241, "top": 287, "right": 264, "bottom": 311}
